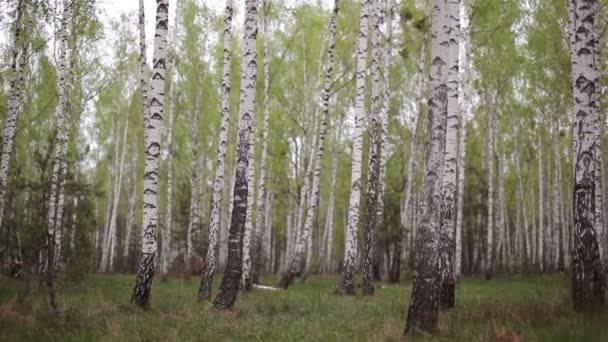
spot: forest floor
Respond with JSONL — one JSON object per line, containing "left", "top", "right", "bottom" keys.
{"left": 0, "top": 273, "right": 606, "bottom": 341}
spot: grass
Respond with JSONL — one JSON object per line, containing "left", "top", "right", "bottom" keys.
{"left": 0, "top": 273, "right": 606, "bottom": 341}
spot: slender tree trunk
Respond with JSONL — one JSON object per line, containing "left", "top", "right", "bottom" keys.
{"left": 336, "top": 0, "right": 370, "bottom": 296}
{"left": 252, "top": 0, "right": 272, "bottom": 286}
{"left": 109, "top": 118, "right": 129, "bottom": 272}
{"left": 213, "top": 0, "right": 258, "bottom": 310}
{"left": 399, "top": 0, "right": 430, "bottom": 279}
{"left": 568, "top": 0, "right": 605, "bottom": 311}
{"left": 280, "top": 0, "right": 340, "bottom": 290}
{"left": 438, "top": 0, "right": 460, "bottom": 308}
{"left": 43, "top": 0, "right": 69, "bottom": 313}
{"left": 512, "top": 115, "right": 531, "bottom": 271}
{"left": 378, "top": 0, "right": 394, "bottom": 281}
{"left": 404, "top": 0, "right": 450, "bottom": 332}
{"left": 131, "top": 0, "right": 169, "bottom": 307}
{"left": 123, "top": 165, "right": 137, "bottom": 270}
{"left": 0, "top": 0, "right": 26, "bottom": 237}
{"left": 241, "top": 132, "right": 256, "bottom": 290}
{"left": 455, "top": 0, "right": 472, "bottom": 280}
{"left": 361, "top": 0, "right": 382, "bottom": 296}
{"left": 485, "top": 108, "right": 496, "bottom": 279}
{"left": 161, "top": 70, "right": 177, "bottom": 281}
{"left": 538, "top": 130, "right": 545, "bottom": 272}
{"left": 497, "top": 151, "right": 506, "bottom": 271}
{"left": 323, "top": 151, "right": 339, "bottom": 273}
{"left": 551, "top": 117, "right": 565, "bottom": 271}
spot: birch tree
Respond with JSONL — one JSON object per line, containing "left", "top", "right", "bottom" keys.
{"left": 568, "top": 0, "right": 605, "bottom": 311}
{"left": 485, "top": 108, "right": 496, "bottom": 279}
{"left": 213, "top": 0, "right": 258, "bottom": 310}
{"left": 279, "top": 0, "right": 340, "bottom": 290}
{"left": 337, "top": 0, "right": 370, "bottom": 296}
{"left": 362, "top": 0, "right": 381, "bottom": 296}
{"left": 0, "top": 0, "right": 26, "bottom": 237}
{"left": 438, "top": 0, "right": 460, "bottom": 308}
{"left": 199, "top": 0, "right": 233, "bottom": 300}
{"left": 131, "top": 0, "right": 169, "bottom": 307}
{"left": 252, "top": 0, "right": 272, "bottom": 286}
{"left": 43, "top": 0, "right": 69, "bottom": 312}
{"left": 404, "top": 0, "right": 450, "bottom": 332}
{"left": 241, "top": 132, "right": 256, "bottom": 289}
{"left": 396, "top": 0, "right": 430, "bottom": 282}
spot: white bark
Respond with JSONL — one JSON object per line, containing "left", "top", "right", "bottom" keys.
{"left": 161, "top": 68, "right": 177, "bottom": 279}
{"left": 323, "top": 149, "right": 339, "bottom": 273}
{"left": 486, "top": 109, "right": 496, "bottom": 277}
{"left": 253, "top": 0, "right": 272, "bottom": 282}
{"left": 45, "top": 0, "right": 69, "bottom": 273}
{"left": 538, "top": 131, "right": 544, "bottom": 271}
{"left": 281, "top": 0, "right": 340, "bottom": 288}
{"left": 0, "top": 0, "right": 26, "bottom": 235}
{"left": 241, "top": 130, "right": 256, "bottom": 289}
{"left": 438, "top": 0, "right": 460, "bottom": 306}
{"left": 362, "top": 0, "right": 382, "bottom": 295}
{"left": 131, "top": 0, "right": 169, "bottom": 307}
{"left": 405, "top": 0, "right": 451, "bottom": 328}
{"left": 377, "top": 0, "right": 393, "bottom": 234}
{"left": 123, "top": 164, "right": 137, "bottom": 265}
{"left": 337, "top": 0, "right": 370, "bottom": 295}
{"left": 400, "top": 0, "right": 430, "bottom": 251}
{"left": 213, "top": 0, "right": 258, "bottom": 309}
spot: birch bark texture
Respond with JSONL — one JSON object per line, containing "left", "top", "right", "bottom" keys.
{"left": 199, "top": 0, "right": 233, "bottom": 301}
{"left": 404, "top": 0, "right": 450, "bottom": 333}
{"left": 362, "top": 0, "right": 382, "bottom": 296}
{"left": 131, "top": 0, "right": 169, "bottom": 307}
{"left": 0, "top": 0, "right": 26, "bottom": 236}
{"left": 279, "top": 0, "right": 340, "bottom": 290}
{"left": 337, "top": 0, "right": 370, "bottom": 296}
{"left": 45, "top": 0, "right": 69, "bottom": 277}
{"left": 213, "top": 0, "right": 258, "bottom": 310}
{"left": 439, "top": 0, "right": 459, "bottom": 308}
{"left": 398, "top": 0, "right": 430, "bottom": 277}
{"left": 241, "top": 128, "right": 256, "bottom": 290}
{"left": 568, "top": 0, "right": 605, "bottom": 311}
{"left": 252, "top": 0, "right": 272, "bottom": 286}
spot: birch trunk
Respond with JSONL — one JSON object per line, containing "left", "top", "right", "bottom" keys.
{"left": 0, "top": 0, "right": 26, "bottom": 236}
{"left": 252, "top": 0, "right": 272, "bottom": 286}
{"left": 404, "top": 0, "right": 450, "bottom": 332}
{"left": 552, "top": 117, "right": 566, "bottom": 271}
{"left": 131, "top": 0, "right": 169, "bottom": 307}
{"left": 241, "top": 134, "right": 256, "bottom": 290}
{"left": 512, "top": 115, "right": 531, "bottom": 270}
{"left": 161, "top": 71, "right": 177, "bottom": 281}
{"left": 537, "top": 131, "right": 544, "bottom": 272}
{"left": 568, "top": 0, "right": 605, "bottom": 310}
{"left": 213, "top": 0, "right": 258, "bottom": 310}
{"left": 377, "top": 0, "right": 393, "bottom": 255}
{"left": 109, "top": 118, "right": 129, "bottom": 272}
{"left": 280, "top": 0, "right": 340, "bottom": 290}
{"left": 497, "top": 152, "right": 506, "bottom": 271}
{"left": 455, "top": 0, "right": 472, "bottom": 280}
{"left": 123, "top": 165, "right": 137, "bottom": 269}
{"left": 438, "top": 0, "right": 460, "bottom": 308}
{"left": 323, "top": 151, "right": 339, "bottom": 273}
{"left": 337, "top": 0, "right": 370, "bottom": 295}
{"left": 43, "top": 0, "right": 69, "bottom": 312}
{"left": 139, "top": 0, "right": 150, "bottom": 149}
{"left": 361, "top": 0, "right": 382, "bottom": 296}
{"left": 485, "top": 109, "right": 496, "bottom": 279}
{"left": 398, "top": 0, "right": 430, "bottom": 279}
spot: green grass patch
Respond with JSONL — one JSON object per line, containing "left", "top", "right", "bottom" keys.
{"left": 0, "top": 273, "right": 606, "bottom": 341}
